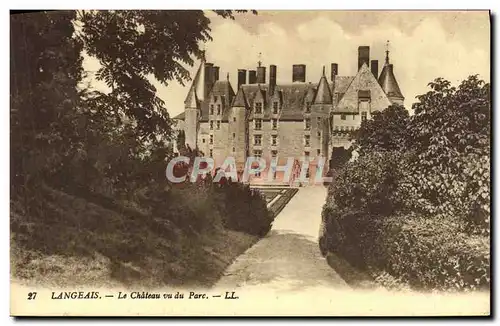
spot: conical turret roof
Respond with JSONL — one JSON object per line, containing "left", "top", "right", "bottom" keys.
{"left": 378, "top": 49, "right": 404, "bottom": 100}
{"left": 184, "top": 55, "right": 206, "bottom": 108}
{"left": 313, "top": 66, "right": 333, "bottom": 104}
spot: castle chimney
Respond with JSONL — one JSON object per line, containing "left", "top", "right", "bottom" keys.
{"left": 292, "top": 64, "right": 306, "bottom": 82}
{"left": 237, "top": 69, "right": 247, "bottom": 89}
{"left": 331, "top": 63, "right": 338, "bottom": 81}
{"left": 249, "top": 70, "right": 257, "bottom": 84}
{"left": 269, "top": 65, "right": 277, "bottom": 95}
{"left": 358, "top": 46, "right": 370, "bottom": 70}
{"left": 213, "top": 66, "right": 220, "bottom": 81}
{"left": 256, "top": 66, "right": 266, "bottom": 84}
{"left": 370, "top": 60, "right": 379, "bottom": 78}
{"left": 204, "top": 62, "right": 214, "bottom": 96}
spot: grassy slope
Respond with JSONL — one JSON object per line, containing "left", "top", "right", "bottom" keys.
{"left": 10, "top": 186, "right": 258, "bottom": 289}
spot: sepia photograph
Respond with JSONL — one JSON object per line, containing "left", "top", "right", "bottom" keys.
{"left": 9, "top": 9, "right": 491, "bottom": 316}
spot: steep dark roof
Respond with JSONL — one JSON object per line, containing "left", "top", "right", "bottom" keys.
{"left": 333, "top": 63, "right": 392, "bottom": 113}
{"left": 314, "top": 75, "right": 333, "bottom": 104}
{"left": 232, "top": 88, "right": 248, "bottom": 107}
{"left": 334, "top": 76, "right": 355, "bottom": 94}
{"left": 378, "top": 63, "right": 404, "bottom": 100}
{"left": 173, "top": 112, "right": 185, "bottom": 120}
{"left": 239, "top": 83, "right": 313, "bottom": 121}
{"left": 199, "top": 80, "right": 235, "bottom": 122}
{"left": 184, "top": 59, "right": 203, "bottom": 108}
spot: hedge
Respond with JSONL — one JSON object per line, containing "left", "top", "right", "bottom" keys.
{"left": 320, "top": 206, "right": 490, "bottom": 291}
{"left": 320, "top": 150, "right": 490, "bottom": 291}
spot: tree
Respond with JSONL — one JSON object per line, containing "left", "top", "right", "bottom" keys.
{"left": 76, "top": 10, "right": 257, "bottom": 145}
{"left": 402, "top": 76, "right": 490, "bottom": 234}
{"left": 352, "top": 104, "right": 410, "bottom": 155}
{"left": 11, "top": 10, "right": 256, "bottom": 199}
{"left": 10, "top": 11, "right": 84, "bottom": 199}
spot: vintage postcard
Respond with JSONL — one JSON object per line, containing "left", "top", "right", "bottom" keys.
{"left": 10, "top": 10, "right": 491, "bottom": 316}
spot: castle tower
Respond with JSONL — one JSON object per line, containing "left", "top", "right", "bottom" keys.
{"left": 183, "top": 58, "right": 204, "bottom": 149}
{"left": 378, "top": 41, "right": 404, "bottom": 105}
{"left": 311, "top": 66, "right": 333, "bottom": 159}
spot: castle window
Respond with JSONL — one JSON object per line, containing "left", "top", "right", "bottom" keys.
{"left": 217, "top": 104, "right": 221, "bottom": 115}
{"left": 362, "top": 112, "right": 367, "bottom": 121}
{"left": 210, "top": 104, "right": 214, "bottom": 115}
{"left": 317, "top": 131, "right": 321, "bottom": 138}
{"left": 304, "top": 151, "right": 310, "bottom": 158}
{"left": 273, "top": 102, "right": 279, "bottom": 114}
{"left": 210, "top": 120, "right": 214, "bottom": 130}
{"left": 233, "top": 117, "right": 236, "bottom": 122}
{"left": 209, "top": 149, "right": 213, "bottom": 157}
{"left": 202, "top": 138, "right": 206, "bottom": 143}
{"left": 254, "top": 150, "right": 262, "bottom": 158}
{"left": 304, "top": 118, "right": 311, "bottom": 130}
{"left": 232, "top": 147, "right": 235, "bottom": 153}
{"left": 305, "top": 102, "right": 311, "bottom": 113}
{"left": 233, "top": 132, "right": 236, "bottom": 139}
{"left": 255, "top": 119, "right": 262, "bottom": 130}
{"left": 304, "top": 135, "right": 310, "bottom": 147}
{"left": 210, "top": 135, "right": 213, "bottom": 144}
{"left": 271, "top": 150, "right": 278, "bottom": 158}
{"left": 255, "top": 102, "right": 263, "bottom": 114}
{"left": 216, "top": 120, "right": 221, "bottom": 130}
{"left": 271, "top": 135, "right": 278, "bottom": 146}
{"left": 272, "top": 119, "right": 278, "bottom": 130}
{"left": 317, "top": 149, "right": 321, "bottom": 156}
{"left": 254, "top": 135, "right": 262, "bottom": 146}
{"left": 341, "top": 114, "right": 346, "bottom": 120}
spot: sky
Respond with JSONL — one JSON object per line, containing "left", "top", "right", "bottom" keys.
{"left": 83, "top": 10, "right": 490, "bottom": 119}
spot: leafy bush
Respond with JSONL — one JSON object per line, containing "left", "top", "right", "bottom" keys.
{"left": 214, "top": 181, "right": 273, "bottom": 237}
{"left": 370, "top": 214, "right": 490, "bottom": 291}
{"left": 352, "top": 104, "right": 411, "bottom": 155}
{"left": 321, "top": 76, "right": 490, "bottom": 291}
{"left": 402, "top": 76, "right": 490, "bottom": 234}
{"left": 321, "top": 206, "right": 490, "bottom": 291}
{"left": 330, "top": 151, "right": 405, "bottom": 216}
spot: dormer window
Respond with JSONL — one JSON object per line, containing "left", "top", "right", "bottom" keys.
{"left": 362, "top": 112, "right": 367, "bottom": 121}
{"left": 216, "top": 120, "right": 221, "bottom": 130}
{"left": 210, "top": 104, "right": 214, "bottom": 115}
{"left": 255, "top": 102, "right": 263, "bottom": 114}
{"left": 217, "top": 104, "right": 221, "bottom": 115}
{"left": 272, "top": 119, "right": 278, "bottom": 130}
{"left": 272, "top": 102, "right": 279, "bottom": 114}
{"left": 210, "top": 120, "right": 214, "bottom": 130}
{"left": 341, "top": 114, "right": 346, "bottom": 120}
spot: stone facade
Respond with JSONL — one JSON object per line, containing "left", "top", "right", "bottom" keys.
{"left": 173, "top": 45, "right": 404, "bottom": 184}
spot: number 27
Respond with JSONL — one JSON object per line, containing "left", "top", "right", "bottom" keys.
{"left": 27, "top": 292, "right": 37, "bottom": 300}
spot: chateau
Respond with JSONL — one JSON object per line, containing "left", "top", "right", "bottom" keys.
{"left": 174, "top": 44, "right": 404, "bottom": 183}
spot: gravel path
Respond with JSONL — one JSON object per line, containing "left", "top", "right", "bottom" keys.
{"left": 214, "top": 186, "right": 349, "bottom": 292}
